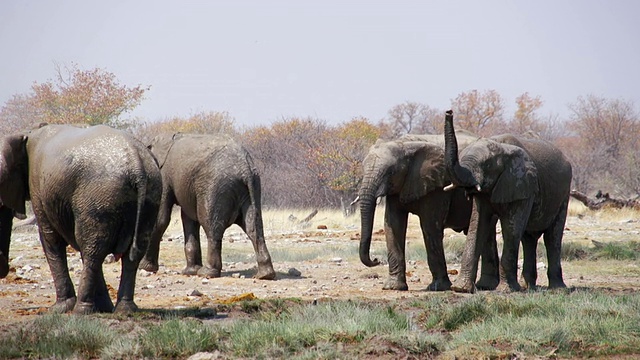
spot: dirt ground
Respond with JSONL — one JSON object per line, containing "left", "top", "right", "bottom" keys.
{"left": 1, "top": 208, "right": 640, "bottom": 326}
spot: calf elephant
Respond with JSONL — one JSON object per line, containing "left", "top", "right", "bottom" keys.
{"left": 0, "top": 124, "right": 162, "bottom": 314}
{"left": 444, "top": 110, "right": 572, "bottom": 293}
{"left": 358, "top": 132, "right": 500, "bottom": 291}
{"left": 139, "top": 133, "right": 276, "bottom": 280}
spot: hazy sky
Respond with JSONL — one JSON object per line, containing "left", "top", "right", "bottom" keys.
{"left": 1, "top": 1, "right": 639, "bottom": 126}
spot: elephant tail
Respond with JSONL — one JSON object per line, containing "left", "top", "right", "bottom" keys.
{"left": 129, "top": 172, "right": 148, "bottom": 262}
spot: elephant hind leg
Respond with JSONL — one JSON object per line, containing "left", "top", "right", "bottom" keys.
{"left": 237, "top": 201, "right": 275, "bottom": 280}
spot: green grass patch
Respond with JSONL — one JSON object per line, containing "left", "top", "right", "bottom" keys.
{"left": 418, "top": 290, "right": 640, "bottom": 358}
{"left": 0, "top": 314, "right": 119, "bottom": 359}
{"left": 2, "top": 291, "right": 639, "bottom": 359}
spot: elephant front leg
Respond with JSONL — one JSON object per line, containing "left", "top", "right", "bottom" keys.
{"left": 544, "top": 197, "right": 569, "bottom": 289}
{"left": 140, "top": 197, "right": 174, "bottom": 272}
{"left": 451, "top": 197, "right": 495, "bottom": 293}
{"left": 496, "top": 199, "right": 533, "bottom": 292}
{"left": 40, "top": 228, "right": 76, "bottom": 313}
{"left": 476, "top": 216, "right": 500, "bottom": 290}
{"left": 181, "top": 212, "right": 203, "bottom": 275}
{"left": 73, "top": 257, "right": 104, "bottom": 314}
{"left": 199, "top": 219, "right": 224, "bottom": 279}
{"left": 420, "top": 222, "right": 451, "bottom": 291}
{"left": 520, "top": 232, "right": 541, "bottom": 290}
{"left": 382, "top": 201, "right": 408, "bottom": 291}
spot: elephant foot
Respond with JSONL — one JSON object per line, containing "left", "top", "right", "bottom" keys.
{"left": 139, "top": 258, "right": 159, "bottom": 273}
{"left": 115, "top": 300, "right": 139, "bottom": 314}
{"left": 255, "top": 266, "right": 276, "bottom": 280}
{"left": 451, "top": 278, "right": 476, "bottom": 293}
{"left": 182, "top": 265, "right": 203, "bottom": 276}
{"left": 548, "top": 279, "right": 567, "bottom": 290}
{"left": 382, "top": 277, "right": 408, "bottom": 291}
{"left": 426, "top": 278, "right": 452, "bottom": 291}
{"left": 50, "top": 297, "right": 77, "bottom": 314}
{"left": 476, "top": 275, "right": 500, "bottom": 290}
{"left": 496, "top": 281, "right": 522, "bottom": 293}
{"left": 94, "top": 294, "right": 115, "bottom": 313}
{"left": 73, "top": 302, "right": 97, "bottom": 315}
{"left": 196, "top": 266, "right": 220, "bottom": 278}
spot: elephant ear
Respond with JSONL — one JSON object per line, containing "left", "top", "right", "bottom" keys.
{"left": 148, "top": 133, "right": 177, "bottom": 168}
{"left": 0, "top": 135, "right": 28, "bottom": 216}
{"left": 399, "top": 144, "right": 447, "bottom": 203}
{"left": 491, "top": 146, "right": 538, "bottom": 203}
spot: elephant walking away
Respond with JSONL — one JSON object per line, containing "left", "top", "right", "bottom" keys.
{"left": 358, "top": 132, "right": 500, "bottom": 291}
{"left": 139, "top": 133, "right": 276, "bottom": 280}
{"left": 444, "top": 110, "right": 572, "bottom": 293}
{"left": 0, "top": 124, "right": 162, "bottom": 314}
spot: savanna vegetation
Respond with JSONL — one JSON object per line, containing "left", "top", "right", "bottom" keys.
{"left": 2, "top": 64, "right": 639, "bottom": 209}
{"left": 2, "top": 64, "right": 640, "bottom": 359}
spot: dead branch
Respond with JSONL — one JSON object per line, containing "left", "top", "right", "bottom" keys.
{"left": 570, "top": 190, "right": 640, "bottom": 210}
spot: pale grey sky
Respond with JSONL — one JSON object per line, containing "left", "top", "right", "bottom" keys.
{"left": 1, "top": 1, "right": 639, "bottom": 126}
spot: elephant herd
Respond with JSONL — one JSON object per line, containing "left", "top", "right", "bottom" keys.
{"left": 0, "top": 110, "right": 572, "bottom": 314}
{"left": 358, "top": 110, "right": 572, "bottom": 294}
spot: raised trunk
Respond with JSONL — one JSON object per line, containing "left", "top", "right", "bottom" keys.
{"left": 443, "top": 110, "right": 477, "bottom": 187}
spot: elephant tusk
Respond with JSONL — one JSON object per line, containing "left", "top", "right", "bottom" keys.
{"left": 350, "top": 196, "right": 360, "bottom": 206}
{"left": 443, "top": 184, "right": 456, "bottom": 191}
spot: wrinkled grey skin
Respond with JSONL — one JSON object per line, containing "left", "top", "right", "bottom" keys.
{"left": 358, "top": 132, "right": 500, "bottom": 291}
{"left": 139, "top": 133, "right": 276, "bottom": 280}
{"left": 444, "top": 111, "right": 572, "bottom": 293}
{"left": 0, "top": 124, "right": 162, "bottom": 314}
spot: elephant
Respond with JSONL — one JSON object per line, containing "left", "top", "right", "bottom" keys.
{"left": 0, "top": 124, "right": 162, "bottom": 314}
{"left": 139, "top": 133, "right": 276, "bottom": 280}
{"left": 358, "top": 132, "right": 500, "bottom": 291}
{"left": 443, "top": 110, "right": 572, "bottom": 293}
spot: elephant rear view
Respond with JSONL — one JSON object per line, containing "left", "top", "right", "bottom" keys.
{"left": 140, "top": 133, "right": 276, "bottom": 280}
{"left": 0, "top": 124, "right": 162, "bottom": 314}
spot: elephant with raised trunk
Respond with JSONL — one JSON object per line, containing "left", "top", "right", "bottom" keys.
{"left": 0, "top": 124, "right": 162, "bottom": 314}
{"left": 139, "top": 133, "right": 276, "bottom": 280}
{"left": 444, "top": 110, "right": 572, "bottom": 293}
{"left": 358, "top": 132, "right": 500, "bottom": 291}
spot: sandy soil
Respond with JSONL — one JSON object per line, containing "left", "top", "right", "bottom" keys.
{"left": 1, "top": 209, "right": 639, "bottom": 326}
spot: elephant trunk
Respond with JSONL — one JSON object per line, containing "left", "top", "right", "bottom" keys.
{"left": 444, "top": 110, "right": 478, "bottom": 189}
{"left": 359, "top": 163, "right": 384, "bottom": 267}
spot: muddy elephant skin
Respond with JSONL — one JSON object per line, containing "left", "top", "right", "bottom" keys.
{"left": 139, "top": 133, "right": 276, "bottom": 280}
{"left": 0, "top": 124, "right": 162, "bottom": 314}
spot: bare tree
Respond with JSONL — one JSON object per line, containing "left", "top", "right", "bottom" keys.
{"left": 380, "top": 101, "right": 442, "bottom": 137}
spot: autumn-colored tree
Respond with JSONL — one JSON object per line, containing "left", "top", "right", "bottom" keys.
{"left": 450, "top": 89, "right": 505, "bottom": 136}
{"left": 308, "top": 117, "right": 382, "bottom": 202}
{"left": 0, "top": 94, "right": 44, "bottom": 133}
{"left": 30, "top": 63, "right": 148, "bottom": 128}
{"left": 379, "top": 101, "right": 442, "bottom": 137}
{"left": 133, "top": 111, "right": 236, "bottom": 143}
{"left": 508, "top": 92, "right": 547, "bottom": 136}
